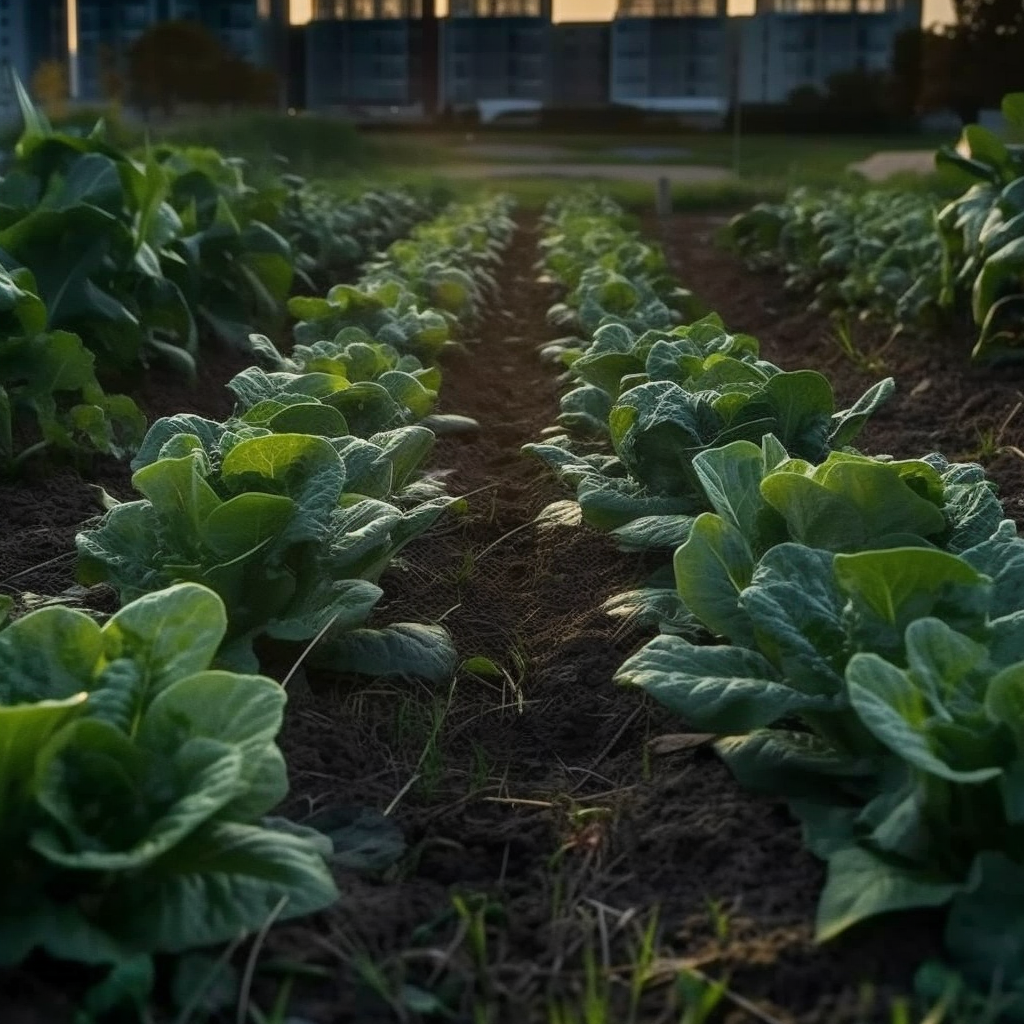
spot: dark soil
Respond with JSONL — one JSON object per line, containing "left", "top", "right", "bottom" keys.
{"left": 3, "top": 213, "right": 1005, "bottom": 1023}
{"left": 0, "top": 341, "right": 252, "bottom": 607}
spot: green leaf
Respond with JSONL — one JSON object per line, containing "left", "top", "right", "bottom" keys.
{"left": 304, "top": 805, "right": 406, "bottom": 874}
{"left": 104, "top": 820, "right": 338, "bottom": 953}
{"left": 847, "top": 648, "right": 1001, "bottom": 783}
{"left": 945, "top": 852, "right": 1024, "bottom": 988}
{"left": 139, "top": 670, "right": 287, "bottom": 819}
{"left": 829, "top": 378, "right": 895, "bottom": 448}
{"left": 0, "top": 696, "right": 87, "bottom": 824}
{"left": 963, "top": 124, "right": 1012, "bottom": 176}
{"left": 132, "top": 451, "right": 221, "bottom": 551}
{"left": 674, "top": 512, "right": 756, "bottom": 644}
{"left": 317, "top": 623, "right": 457, "bottom": 683}
{"left": 0, "top": 606, "right": 103, "bottom": 702}
{"left": 1003, "top": 93, "right": 1024, "bottom": 132}
{"left": 32, "top": 721, "right": 244, "bottom": 871}
{"left": 199, "top": 492, "right": 296, "bottom": 561}
{"left": 718, "top": 730, "right": 872, "bottom": 802}
{"left": 741, "top": 542, "right": 849, "bottom": 692}
{"left": 816, "top": 846, "right": 962, "bottom": 941}
{"left": 102, "top": 583, "right": 228, "bottom": 702}
{"left": 616, "top": 635, "right": 833, "bottom": 732}
{"left": 835, "top": 548, "right": 991, "bottom": 661}
{"left": 691, "top": 439, "right": 773, "bottom": 539}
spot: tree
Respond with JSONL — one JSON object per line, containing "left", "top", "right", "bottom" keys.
{"left": 891, "top": 27, "right": 925, "bottom": 118}
{"left": 127, "top": 20, "right": 280, "bottom": 115}
{"left": 31, "top": 59, "right": 68, "bottom": 119}
{"left": 98, "top": 43, "right": 125, "bottom": 105}
{"left": 946, "top": 0, "right": 1024, "bottom": 117}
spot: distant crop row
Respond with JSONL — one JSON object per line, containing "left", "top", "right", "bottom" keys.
{"left": 528, "top": 191, "right": 1024, "bottom": 1016}
{"left": 0, "top": 79, "right": 436, "bottom": 472}
{"left": 728, "top": 93, "right": 1024, "bottom": 365}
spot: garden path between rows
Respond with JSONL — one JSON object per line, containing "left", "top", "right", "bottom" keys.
{"left": 264, "top": 215, "right": 950, "bottom": 1023}
{"left": 7, "top": 212, "right": 1020, "bottom": 1022}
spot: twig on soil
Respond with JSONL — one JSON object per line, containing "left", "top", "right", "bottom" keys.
{"left": 0, "top": 550, "right": 76, "bottom": 589}
{"left": 570, "top": 704, "right": 644, "bottom": 794}
{"left": 384, "top": 773, "right": 422, "bottom": 816}
{"left": 436, "top": 602, "right": 462, "bottom": 622}
{"left": 483, "top": 796, "right": 555, "bottom": 809}
{"left": 474, "top": 515, "right": 544, "bottom": 562}
{"left": 280, "top": 612, "right": 341, "bottom": 689}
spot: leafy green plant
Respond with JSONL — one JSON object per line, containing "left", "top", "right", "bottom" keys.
{"left": 154, "top": 144, "right": 295, "bottom": 351}
{"left": 0, "top": 582, "right": 337, "bottom": 970}
{"left": 76, "top": 424, "right": 458, "bottom": 675}
{"left": 0, "top": 264, "right": 144, "bottom": 470}
{"left": 539, "top": 192, "right": 698, "bottom": 341}
{"left": 279, "top": 181, "right": 433, "bottom": 285}
{"left": 936, "top": 94, "right": 1024, "bottom": 362}
{"left": 526, "top": 362, "right": 892, "bottom": 542}
{"left": 617, "top": 526, "right": 1024, "bottom": 1008}
{"left": 727, "top": 92, "right": 1024, "bottom": 364}
{"left": 0, "top": 81, "right": 200, "bottom": 372}
{"left": 290, "top": 195, "right": 515, "bottom": 359}
{"left": 610, "top": 438, "right": 1001, "bottom": 636}
{"left": 727, "top": 187, "right": 944, "bottom": 330}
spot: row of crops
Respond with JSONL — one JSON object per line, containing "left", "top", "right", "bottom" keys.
{"left": 0, "top": 86, "right": 520, "bottom": 997}
{"left": 0, "top": 79, "right": 437, "bottom": 472}
{"left": 729, "top": 92, "right": 1024, "bottom": 365}
{"left": 526, "top": 191, "right": 1024, "bottom": 1014}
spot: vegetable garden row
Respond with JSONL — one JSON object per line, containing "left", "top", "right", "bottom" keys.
{"left": 729, "top": 92, "right": 1024, "bottom": 365}
{"left": 525, "top": 188, "right": 1024, "bottom": 1016}
{"left": 0, "top": 84, "right": 523, "bottom": 1014}
{"left": 5, "top": 87, "right": 1024, "bottom": 1022}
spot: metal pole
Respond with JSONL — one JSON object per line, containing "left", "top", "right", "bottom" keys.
{"left": 656, "top": 175, "right": 672, "bottom": 218}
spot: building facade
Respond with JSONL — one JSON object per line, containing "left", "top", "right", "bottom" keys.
{"left": 305, "top": 0, "right": 430, "bottom": 117}
{"left": 550, "top": 22, "right": 609, "bottom": 108}
{"left": 611, "top": 0, "right": 730, "bottom": 118}
{"left": 440, "top": 0, "right": 551, "bottom": 120}
{"left": 739, "top": 0, "right": 921, "bottom": 103}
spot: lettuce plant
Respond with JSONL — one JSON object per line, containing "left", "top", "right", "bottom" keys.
{"left": 156, "top": 145, "right": 294, "bottom": 350}
{"left": 727, "top": 187, "right": 944, "bottom": 328}
{"left": 290, "top": 194, "right": 515, "bottom": 358}
{"left": 77, "top": 425, "right": 458, "bottom": 675}
{"left": 649, "top": 440, "right": 1001, "bottom": 632}
{"left": 526, "top": 366, "right": 892, "bottom": 538}
{"left": 0, "top": 582, "right": 337, "bottom": 968}
{"left": 936, "top": 94, "right": 1024, "bottom": 362}
{"left": 0, "top": 83, "right": 200, "bottom": 372}
{"left": 617, "top": 526, "right": 1024, "bottom": 998}
{"left": 539, "top": 192, "right": 698, "bottom": 342}
{"left": 279, "top": 181, "right": 434, "bottom": 283}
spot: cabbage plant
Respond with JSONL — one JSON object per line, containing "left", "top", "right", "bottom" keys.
{"left": 77, "top": 425, "right": 458, "bottom": 676}
{"left": 0, "top": 582, "right": 337, "bottom": 968}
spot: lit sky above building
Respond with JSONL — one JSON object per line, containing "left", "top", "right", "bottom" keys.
{"left": 290, "top": 0, "right": 953, "bottom": 23}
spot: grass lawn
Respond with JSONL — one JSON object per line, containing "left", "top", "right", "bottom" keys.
{"left": 364, "top": 128, "right": 954, "bottom": 179}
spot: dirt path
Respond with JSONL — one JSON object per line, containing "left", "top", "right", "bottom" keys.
{"left": 269, "top": 218, "right": 934, "bottom": 1023}
{"left": 848, "top": 150, "right": 936, "bottom": 181}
